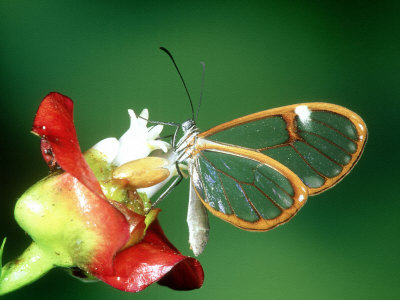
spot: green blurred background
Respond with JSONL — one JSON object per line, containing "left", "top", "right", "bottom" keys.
{"left": 1, "top": 1, "right": 399, "bottom": 299}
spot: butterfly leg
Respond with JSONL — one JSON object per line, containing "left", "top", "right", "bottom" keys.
{"left": 150, "top": 161, "right": 184, "bottom": 209}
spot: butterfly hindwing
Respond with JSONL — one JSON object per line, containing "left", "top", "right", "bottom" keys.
{"left": 189, "top": 142, "right": 308, "bottom": 231}
{"left": 200, "top": 103, "right": 367, "bottom": 195}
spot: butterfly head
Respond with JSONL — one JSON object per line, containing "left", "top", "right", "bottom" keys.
{"left": 175, "top": 119, "right": 199, "bottom": 155}
{"left": 181, "top": 119, "right": 197, "bottom": 134}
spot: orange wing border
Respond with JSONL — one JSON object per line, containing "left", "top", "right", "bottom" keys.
{"left": 190, "top": 142, "right": 309, "bottom": 231}
{"left": 199, "top": 102, "right": 367, "bottom": 195}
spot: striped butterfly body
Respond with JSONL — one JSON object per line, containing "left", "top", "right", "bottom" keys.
{"left": 173, "top": 102, "right": 367, "bottom": 255}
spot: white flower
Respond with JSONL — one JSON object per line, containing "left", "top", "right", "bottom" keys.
{"left": 92, "top": 109, "right": 171, "bottom": 167}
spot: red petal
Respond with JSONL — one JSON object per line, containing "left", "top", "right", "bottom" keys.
{"left": 32, "top": 92, "right": 105, "bottom": 200}
{"left": 97, "top": 220, "right": 204, "bottom": 292}
{"left": 157, "top": 257, "right": 204, "bottom": 291}
{"left": 146, "top": 220, "right": 204, "bottom": 290}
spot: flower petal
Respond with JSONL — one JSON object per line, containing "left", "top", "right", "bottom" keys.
{"left": 147, "top": 124, "right": 164, "bottom": 140}
{"left": 147, "top": 220, "right": 204, "bottom": 291}
{"left": 138, "top": 109, "right": 149, "bottom": 128}
{"left": 157, "top": 257, "right": 204, "bottom": 290}
{"left": 97, "top": 220, "right": 204, "bottom": 292}
{"left": 127, "top": 109, "right": 139, "bottom": 131}
{"left": 148, "top": 140, "right": 170, "bottom": 153}
{"left": 32, "top": 92, "right": 105, "bottom": 200}
{"left": 91, "top": 137, "right": 120, "bottom": 164}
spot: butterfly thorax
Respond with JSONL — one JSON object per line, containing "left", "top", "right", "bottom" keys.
{"left": 176, "top": 119, "right": 200, "bottom": 162}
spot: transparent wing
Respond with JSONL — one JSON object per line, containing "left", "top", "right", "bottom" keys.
{"left": 190, "top": 143, "right": 308, "bottom": 231}
{"left": 200, "top": 103, "right": 367, "bottom": 194}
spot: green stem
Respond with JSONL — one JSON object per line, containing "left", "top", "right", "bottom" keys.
{"left": 0, "top": 238, "right": 6, "bottom": 278}
{"left": 0, "top": 242, "right": 55, "bottom": 295}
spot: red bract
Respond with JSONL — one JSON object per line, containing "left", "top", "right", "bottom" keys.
{"left": 98, "top": 219, "right": 204, "bottom": 292}
{"left": 31, "top": 92, "right": 204, "bottom": 292}
{"left": 32, "top": 92, "right": 105, "bottom": 200}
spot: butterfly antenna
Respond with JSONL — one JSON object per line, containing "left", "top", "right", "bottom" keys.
{"left": 195, "top": 61, "right": 206, "bottom": 120}
{"left": 160, "top": 47, "right": 195, "bottom": 121}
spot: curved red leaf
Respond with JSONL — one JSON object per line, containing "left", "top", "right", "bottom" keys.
{"left": 146, "top": 220, "right": 204, "bottom": 290}
{"left": 157, "top": 257, "right": 204, "bottom": 291}
{"left": 97, "top": 220, "right": 204, "bottom": 292}
{"left": 32, "top": 92, "right": 105, "bottom": 200}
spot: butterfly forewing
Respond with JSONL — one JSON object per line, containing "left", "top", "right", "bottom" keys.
{"left": 200, "top": 103, "right": 367, "bottom": 195}
{"left": 190, "top": 142, "right": 308, "bottom": 231}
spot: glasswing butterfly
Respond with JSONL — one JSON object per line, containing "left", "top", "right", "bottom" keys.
{"left": 152, "top": 48, "right": 367, "bottom": 255}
